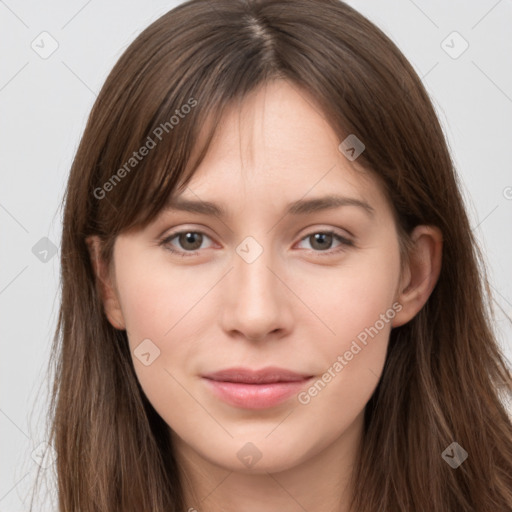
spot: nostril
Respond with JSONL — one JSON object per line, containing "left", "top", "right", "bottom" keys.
{"left": 246, "top": 329, "right": 280, "bottom": 342}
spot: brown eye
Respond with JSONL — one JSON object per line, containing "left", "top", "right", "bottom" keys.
{"left": 309, "top": 232, "right": 334, "bottom": 251}
{"left": 296, "top": 230, "right": 354, "bottom": 256}
{"left": 160, "top": 231, "right": 212, "bottom": 257}
{"left": 176, "top": 232, "right": 203, "bottom": 251}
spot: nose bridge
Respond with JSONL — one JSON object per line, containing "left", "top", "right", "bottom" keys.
{"left": 235, "top": 236, "right": 280, "bottom": 311}
{"left": 222, "top": 234, "right": 289, "bottom": 340}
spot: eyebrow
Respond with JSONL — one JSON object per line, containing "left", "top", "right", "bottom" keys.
{"left": 164, "top": 194, "right": 375, "bottom": 218}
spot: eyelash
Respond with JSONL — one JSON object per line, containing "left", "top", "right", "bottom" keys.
{"left": 159, "top": 229, "right": 354, "bottom": 258}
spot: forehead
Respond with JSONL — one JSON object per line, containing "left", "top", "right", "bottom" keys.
{"left": 194, "top": 80, "right": 341, "bottom": 172}
{"left": 171, "top": 80, "right": 389, "bottom": 219}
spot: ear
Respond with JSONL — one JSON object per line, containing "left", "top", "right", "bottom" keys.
{"left": 85, "top": 235, "right": 126, "bottom": 330}
{"left": 392, "top": 225, "right": 443, "bottom": 328}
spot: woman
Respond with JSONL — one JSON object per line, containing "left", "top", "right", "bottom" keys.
{"left": 34, "top": 0, "right": 512, "bottom": 510}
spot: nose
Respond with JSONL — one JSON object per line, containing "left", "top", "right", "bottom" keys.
{"left": 220, "top": 245, "right": 293, "bottom": 342}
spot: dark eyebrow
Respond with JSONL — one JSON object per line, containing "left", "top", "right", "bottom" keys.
{"left": 286, "top": 195, "right": 374, "bottom": 216}
{"left": 164, "top": 194, "right": 375, "bottom": 218}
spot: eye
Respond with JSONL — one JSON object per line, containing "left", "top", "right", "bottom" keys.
{"left": 296, "top": 230, "right": 354, "bottom": 256}
{"left": 159, "top": 229, "right": 354, "bottom": 258}
{"left": 160, "top": 230, "right": 213, "bottom": 257}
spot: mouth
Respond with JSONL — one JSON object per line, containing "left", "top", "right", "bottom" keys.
{"left": 201, "top": 367, "right": 314, "bottom": 409}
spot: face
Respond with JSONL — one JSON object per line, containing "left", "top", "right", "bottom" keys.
{"left": 104, "top": 80, "right": 406, "bottom": 473}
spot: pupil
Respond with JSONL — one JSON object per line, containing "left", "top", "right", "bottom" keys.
{"left": 313, "top": 233, "right": 331, "bottom": 250}
{"left": 182, "top": 232, "right": 201, "bottom": 250}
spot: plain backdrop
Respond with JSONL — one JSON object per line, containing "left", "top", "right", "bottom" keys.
{"left": 1, "top": 0, "right": 511, "bottom": 510}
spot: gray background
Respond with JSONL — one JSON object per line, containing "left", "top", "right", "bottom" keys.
{"left": 1, "top": 0, "right": 511, "bottom": 510}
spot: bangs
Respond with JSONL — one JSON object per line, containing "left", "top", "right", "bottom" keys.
{"left": 85, "top": 4, "right": 299, "bottom": 242}
{"left": 91, "top": 76, "right": 279, "bottom": 241}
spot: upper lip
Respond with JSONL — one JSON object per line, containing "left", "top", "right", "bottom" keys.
{"left": 202, "top": 366, "right": 313, "bottom": 384}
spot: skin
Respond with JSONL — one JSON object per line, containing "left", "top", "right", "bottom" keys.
{"left": 88, "top": 80, "right": 442, "bottom": 512}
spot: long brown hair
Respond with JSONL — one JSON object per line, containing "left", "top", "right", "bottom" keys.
{"left": 32, "top": 0, "right": 512, "bottom": 510}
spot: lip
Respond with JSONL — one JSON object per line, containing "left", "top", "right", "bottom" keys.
{"left": 201, "top": 367, "right": 314, "bottom": 409}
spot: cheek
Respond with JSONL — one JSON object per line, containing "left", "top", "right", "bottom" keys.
{"left": 115, "top": 259, "right": 205, "bottom": 415}
{"left": 116, "top": 253, "right": 205, "bottom": 343}
{"left": 293, "top": 241, "right": 400, "bottom": 402}
{"left": 112, "top": 253, "right": 209, "bottom": 403}
{"left": 300, "top": 245, "right": 400, "bottom": 348}
{"left": 289, "top": 281, "right": 398, "bottom": 451}
{"left": 336, "top": 265, "right": 398, "bottom": 346}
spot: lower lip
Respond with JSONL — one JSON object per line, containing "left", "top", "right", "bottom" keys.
{"left": 203, "top": 378, "right": 312, "bottom": 409}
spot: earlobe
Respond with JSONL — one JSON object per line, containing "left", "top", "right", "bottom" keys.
{"left": 392, "top": 225, "right": 443, "bottom": 328}
{"left": 85, "top": 235, "right": 126, "bottom": 330}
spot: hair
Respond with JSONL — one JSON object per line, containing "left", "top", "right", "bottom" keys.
{"left": 31, "top": 0, "right": 512, "bottom": 510}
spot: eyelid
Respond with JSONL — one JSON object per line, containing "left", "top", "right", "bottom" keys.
{"left": 296, "top": 223, "right": 354, "bottom": 241}
{"left": 294, "top": 229, "right": 354, "bottom": 255}
{"left": 159, "top": 228, "right": 216, "bottom": 254}
{"left": 159, "top": 225, "right": 356, "bottom": 257}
